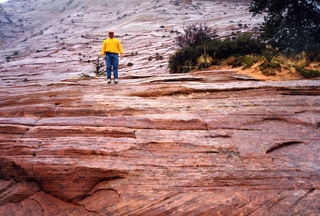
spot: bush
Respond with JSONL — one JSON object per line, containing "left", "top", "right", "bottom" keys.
{"left": 233, "top": 33, "right": 265, "bottom": 56}
{"left": 169, "top": 32, "right": 265, "bottom": 73}
{"left": 262, "top": 70, "right": 277, "bottom": 76}
{"left": 262, "top": 50, "right": 274, "bottom": 62}
{"left": 206, "top": 33, "right": 265, "bottom": 60}
{"left": 259, "top": 62, "right": 281, "bottom": 71}
{"left": 259, "top": 61, "right": 281, "bottom": 76}
{"left": 197, "top": 54, "right": 213, "bottom": 69}
{"left": 169, "top": 46, "right": 202, "bottom": 73}
{"left": 92, "top": 55, "right": 105, "bottom": 76}
{"left": 176, "top": 23, "right": 218, "bottom": 48}
{"left": 233, "top": 56, "right": 256, "bottom": 69}
{"left": 182, "top": 60, "right": 194, "bottom": 72}
{"left": 295, "top": 65, "right": 320, "bottom": 78}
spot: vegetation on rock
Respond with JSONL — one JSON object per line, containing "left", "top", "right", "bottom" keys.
{"left": 169, "top": 16, "right": 320, "bottom": 79}
{"left": 92, "top": 55, "right": 105, "bottom": 77}
{"left": 169, "top": 29, "right": 265, "bottom": 73}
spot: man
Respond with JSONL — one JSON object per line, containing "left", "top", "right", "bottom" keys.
{"left": 100, "top": 31, "right": 124, "bottom": 83}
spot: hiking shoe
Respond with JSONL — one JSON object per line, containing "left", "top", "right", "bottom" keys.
{"left": 114, "top": 78, "right": 118, "bottom": 83}
{"left": 107, "top": 78, "right": 111, "bottom": 83}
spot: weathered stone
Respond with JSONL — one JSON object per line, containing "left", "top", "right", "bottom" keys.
{"left": 0, "top": 0, "right": 319, "bottom": 215}
{"left": 0, "top": 75, "right": 319, "bottom": 214}
{"left": 0, "top": 180, "right": 40, "bottom": 206}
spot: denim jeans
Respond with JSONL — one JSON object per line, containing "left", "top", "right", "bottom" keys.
{"left": 105, "top": 53, "right": 119, "bottom": 79}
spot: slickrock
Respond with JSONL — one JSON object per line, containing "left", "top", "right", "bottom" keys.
{"left": 0, "top": 0, "right": 319, "bottom": 215}
{"left": 0, "top": 73, "right": 319, "bottom": 215}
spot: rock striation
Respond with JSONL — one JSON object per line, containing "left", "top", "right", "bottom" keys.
{"left": 0, "top": 73, "right": 319, "bottom": 215}
{"left": 0, "top": 0, "right": 260, "bottom": 84}
{"left": 0, "top": 0, "right": 319, "bottom": 215}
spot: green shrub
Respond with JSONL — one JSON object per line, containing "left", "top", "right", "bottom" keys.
{"left": 272, "top": 57, "right": 286, "bottom": 65}
{"left": 169, "top": 32, "right": 265, "bottom": 73}
{"left": 262, "top": 70, "right": 276, "bottom": 76}
{"left": 169, "top": 46, "right": 202, "bottom": 73}
{"left": 197, "top": 54, "right": 213, "bottom": 69}
{"left": 295, "top": 65, "right": 320, "bottom": 78}
{"left": 233, "top": 33, "right": 265, "bottom": 56}
{"left": 233, "top": 56, "right": 256, "bottom": 69}
{"left": 259, "top": 62, "right": 281, "bottom": 71}
{"left": 206, "top": 33, "right": 265, "bottom": 60}
{"left": 259, "top": 61, "right": 281, "bottom": 76}
{"left": 262, "top": 50, "right": 274, "bottom": 62}
{"left": 181, "top": 60, "right": 194, "bottom": 73}
{"left": 284, "top": 65, "right": 291, "bottom": 70}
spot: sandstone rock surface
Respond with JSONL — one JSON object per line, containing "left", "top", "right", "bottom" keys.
{"left": 1, "top": 73, "right": 319, "bottom": 215}
{"left": 0, "top": 0, "right": 319, "bottom": 215}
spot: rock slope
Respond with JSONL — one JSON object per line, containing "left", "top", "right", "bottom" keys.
{"left": 1, "top": 0, "right": 260, "bottom": 85}
{"left": 0, "top": 0, "right": 319, "bottom": 215}
{"left": 0, "top": 73, "right": 319, "bottom": 215}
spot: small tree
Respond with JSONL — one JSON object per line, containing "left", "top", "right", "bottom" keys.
{"left": 176, "top": 23, "right": 218, "bottom": 48}
{"left": 92, "top": 55, "right": 105, "bottom": 76}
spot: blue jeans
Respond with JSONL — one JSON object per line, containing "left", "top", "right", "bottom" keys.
{"left": 105, "top": 53, "right": 119, "bottom": 79}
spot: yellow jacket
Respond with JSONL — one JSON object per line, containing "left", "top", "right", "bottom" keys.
{"left": 101, "top": 38, "right": 124, "bottom": 56}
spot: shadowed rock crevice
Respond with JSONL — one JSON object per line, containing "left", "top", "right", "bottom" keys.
{"left": 0, "top": 159, "right": 41, "bottom": 206}
{"left": 278, "top": 87, "right": 320, "bottom": 96}
{"left": 24, "top": 126, "right": 136, "bottom": 138}
{"left": 237, "top": 114, "right": 319, "bottom": 130}
{"left": 0, "top": 158, "right": 31, "bottom": 182}
{"left": 148, "top": 77, "right": 203, "bottom": 83}
{"left": 33, "top": 167, "right": 129, "bottom": 204}
{"left": 0, "top": 180, "right": 40, "bottom": 206}
{"left": 0, "top": 124, "right": 30, "bottom": 135}
{"left": 292, "top": 188, "right": 316, "bottom": 207}
{"left": 131, "top": 86, "right": 259, "bottom": 97}
{"left": 266, "top": 141, "right": 306, "bottom": 154}
{"left": 0, "top": 157, "right": 130, "bottom": 205}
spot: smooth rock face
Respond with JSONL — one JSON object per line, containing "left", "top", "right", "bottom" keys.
{"left": 0, "top": 75, "right": 319, "bottom": 215}
{"left": 0, "top": 0, "right": 320, "bottom": 215}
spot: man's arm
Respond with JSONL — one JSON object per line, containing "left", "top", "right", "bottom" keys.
{"left": 118, "top": 40, "right": 124, "bottom": 56}
{"left": 100, "top": 40, "right": 106, "bottom": 56}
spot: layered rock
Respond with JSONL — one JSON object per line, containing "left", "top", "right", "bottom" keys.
{"left": 0, "top": 0, "right": 319, "bottom": 215}
{"left": 0, "top": 72, "right": 319, "bottom": 215}
{"left": 0, "top": 0, "right": 263, "bottom": 83}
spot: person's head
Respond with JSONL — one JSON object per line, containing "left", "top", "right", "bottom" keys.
{"left": 108, "top": 31, "right": 114, "bottom": 38}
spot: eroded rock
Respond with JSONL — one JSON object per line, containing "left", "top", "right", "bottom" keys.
{"left": 0, "top": 75, "right": 319, "bottom": 215}
{"left": 0, "top": 0, "right": 319, "bottom": 215}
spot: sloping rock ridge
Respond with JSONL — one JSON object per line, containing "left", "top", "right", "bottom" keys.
{"left": 0, "top": 0, "right": 320, "bottom": 215}
{"left": 0, "top": 76, "right": 319, "bottom": 215}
